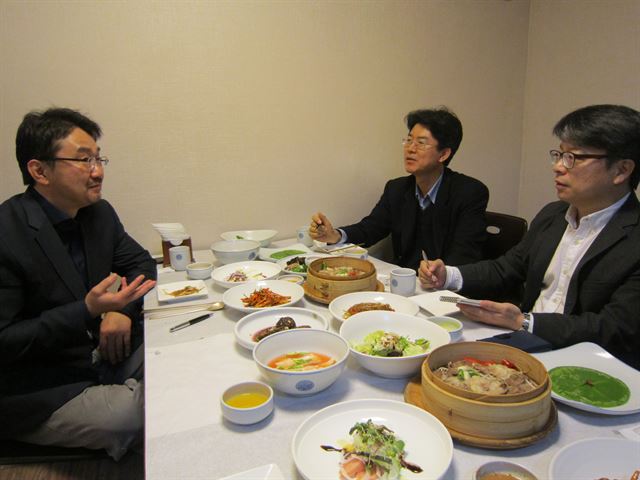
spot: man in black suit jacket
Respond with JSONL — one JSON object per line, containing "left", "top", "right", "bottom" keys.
{"left": 0, "top": 108, "right": 156, "bottom": 459}
{"left": 419, "top": 105, "right": 640, "bottom": 369}
{"left": 310, "top": 107, "right": 488, "bottom": 270}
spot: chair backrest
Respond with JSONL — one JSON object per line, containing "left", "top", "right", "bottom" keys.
{"left": 483, "top": 211, "right": 528, "bottom": 259}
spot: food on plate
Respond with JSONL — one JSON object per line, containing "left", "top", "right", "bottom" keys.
{"left": 319, "top": 262, "right": 366, "bottom": 277}
{"left": 270, "top": 249, "right": 306, "bottom": 260}
{"left": 225, "top": 269, "right": 266, "bottom": 283}
{"left": 225, "top": 392, "right": 269, "bottom": 409}
{"left": 284, "top": 256, "right": 308, "bottom": 273}
{"left": 251, "top": 316, "right": 311, "bottom": 342}
{"left": 433, "top": 357, "right": 538, "bottom": 395}
{"left": 596, "top": 471, "right": 640, "bottom": 480}
{"left": 549, "top": 366, "right": 630, "bottom": 408}
{"left": 353, "top": 331, "right": 429, "bottom": 357}
{"left": 343, "top": 302, "right": 395, "bottom": 319}
{"left": 321, "top": 419, "right": 422, "bottom": 480}
{"left": 268, "top": 352, "right": 335, "bottom": 371}
{"left": 162, "top": 285, "right": 203, "bottom": 297}
{"left": 241, "top": 288, "right": 291, "bottom": 308}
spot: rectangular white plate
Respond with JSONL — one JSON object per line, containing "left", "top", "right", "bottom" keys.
{"left": 156, "top": 280, "right": 208, "bottom": 304}
{"left": 408, "top": 290, "right": 466, "bottom": 316}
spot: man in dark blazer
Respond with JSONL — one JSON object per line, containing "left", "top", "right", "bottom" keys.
{"left": 419, "top": 105, "right": 640, "bottom": 369}
{"left": 310, "top": 107, "right": 489, "bottom": 270}
{"left": 0, "top": 108, "right": 157, "bottom": 459}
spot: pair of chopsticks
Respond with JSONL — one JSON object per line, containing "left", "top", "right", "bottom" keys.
{"left": 321, "top": 243, "right": 365, "bottom": 254}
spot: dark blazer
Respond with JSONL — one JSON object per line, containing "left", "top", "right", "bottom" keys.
{"left": 0, "top": 188, "right": 156, "bottom": 437}
{"left": 341, "top": 168, "right": 489, "bottom": 268}
{"left": 459, "top": 193, "right": 640, "bottom": 369}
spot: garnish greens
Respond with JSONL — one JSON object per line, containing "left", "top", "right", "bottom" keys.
{"left": 354, "top": 331, "right": 429, "bottom": 357}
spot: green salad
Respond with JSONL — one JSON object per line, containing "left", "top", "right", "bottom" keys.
{"left": 354, "top": 330, "right": 429, "bottom": 357}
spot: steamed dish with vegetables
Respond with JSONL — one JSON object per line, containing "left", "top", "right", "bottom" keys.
{"left": 321, "top": 420, "right": 422, "bottom": 480}
{"left": 268, "top": 352, "right": 335, "bottom": 371}
{"left": 319, "top": 262, "right": 366, "bottom": 278}
{"left": 433, "top": 357, "right": 538, "bottom": 395}
{"left": 354, "top": 331, "right": 429, "bottom": 357}
{"left": 344, "top": 302, "right": 395, "bottom": 319}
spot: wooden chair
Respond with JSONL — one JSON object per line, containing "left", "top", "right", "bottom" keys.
{"left": 483, "top": 211, "right": 528, "bottom": 260}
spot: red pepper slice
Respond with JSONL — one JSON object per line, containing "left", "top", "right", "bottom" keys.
{"left": 501, "top": 359, "right": 518, "bottom": 369}
{"left": 463, "top": 356, "right": 495, "bottom": 366}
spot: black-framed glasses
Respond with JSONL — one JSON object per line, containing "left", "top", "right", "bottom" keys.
{"left": 549, "top": 150, "right": 607, "bottom": 169}
{"left": 47, "top": 155, "right": 109, "bottom": 171}
{"left": 402, "top": 137, "right": 437, "bottom": 151}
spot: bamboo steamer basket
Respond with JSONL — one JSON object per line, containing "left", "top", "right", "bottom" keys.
{"left": 420, "top": 342, "right": 552, "bottom": 440}
{"left": 425, "top": 342, "right": 549, "bottom": 403}
{"left": 305, "top": 257, "right": 377, "bottom": 302}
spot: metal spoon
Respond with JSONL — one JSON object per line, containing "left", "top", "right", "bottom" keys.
{"left": 147, "top": 301, "right": 225, "bottom": 319}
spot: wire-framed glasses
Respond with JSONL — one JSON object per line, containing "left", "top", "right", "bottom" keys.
{"left": 549, "top": 150, "right": 607, "bottom": 169}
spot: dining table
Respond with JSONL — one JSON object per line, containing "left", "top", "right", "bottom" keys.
{"left": 143, "top": 242, "right": 640, "bottom": 480}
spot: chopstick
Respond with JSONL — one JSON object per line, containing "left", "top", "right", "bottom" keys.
{"left": 143, "top": 302, "right": 216, "bottom": 314}
{"left": 421, "top": 250, "right": 438, "bottom": 283}
{"left": 324, "top": 243, "right": 365, "bottom": 254}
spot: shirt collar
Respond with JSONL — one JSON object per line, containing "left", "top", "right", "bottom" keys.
{"left": 565, "top": 193, "right": 630, "bottom": 230}
{"left": 29, "top": 186, "right": 72, "bottom": 226}
{"left": 415, "top": 172, "right": 444, "bottom": 209}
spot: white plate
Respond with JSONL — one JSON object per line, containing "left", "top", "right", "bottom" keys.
{"left": 408, "top": 290, "right": 465, "bottom": 316}
{"left": 328, "top": 291, "right": 420, "bottom": 323}
{"left": 156, "top": 280, "right": 208, "bottom": 304}
{"left": 223, "top": 280, "right": 305, "bottom": 313}
{"left": 549, "top": 438, "right": 640, "bottom": 480}
{"left": 212, "top": 261, "right": 281, "bottom": 289}
{"left": 219, "top": 463, "right": 285, "bottom": 480}
{"left": 292, "top": 399, "right": 452, "bottom": 480}
{"left": 259, "top": 243, "right": 313, "bottom": 262}
{"left": 234, "top": 307, "right": 329, "bottom": 350}
{"left": 533, "top": 342, "right": 640, "bottom": 415}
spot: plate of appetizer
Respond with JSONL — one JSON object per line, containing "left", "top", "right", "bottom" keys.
{"left": 234, "top": 307, "right": 329, "bottom": 350}
{"left": 259, "top": 243, "right": 313, "bottom": 263}
{"left": 292, "top": 399, "right": 452, "bottom": 480}
{"left": 533, "top": 342, "right": 640, "bottom": 415}
{"left": 329, "top": 291, "right": 420, "bottom": 323}
{"left": 212, "top": 261, "right": 281, "bottom": 289}
{"left": 549, "top": 438, "right": 640, "bottom": 480}
{"left": 223, "top": 280, "right": 304, "bottom": 313}
{"left": 156, "top": 280, "right": 208, "bottom": 304}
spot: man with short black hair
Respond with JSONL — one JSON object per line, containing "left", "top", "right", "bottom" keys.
{"left": 0, "top": 107, "right": 157, "bottom": 459}
{"left": 310, "top": 107, "right": 489, "bottom": 269}
{"left": 419, "top": 104, "right": 640, "bottom": 369}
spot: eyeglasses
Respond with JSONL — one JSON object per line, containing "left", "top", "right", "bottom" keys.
{"left": 47, "top": 155, "right": 110, "bottom": 171}
{"left": 402, "top": 137, "right": 437, "bottom": 151}
{"left": 549, "top": 150, "right": 607, "bottom": 169}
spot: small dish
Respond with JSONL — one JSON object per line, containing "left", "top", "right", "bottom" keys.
{"left": 186, "top": 262, "right": 213, "bottom": 280}
{"left": 408, "top": 290, "right": 465, "bottom": 317}
{"left": 220, "top": 381, "right": 274, "bottom": 425}
{"left": 278, "top": 274, "right": 304, "bottom": 285}
{"left": 427, "top": 316, "right": 463, "bottom": 342}
{"left": 156, "top": 280, "right": 208, "bottom": 304}
{"left": 474, "top": 461, "right": 538, "bottom": 480}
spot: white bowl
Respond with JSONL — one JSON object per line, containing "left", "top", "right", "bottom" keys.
{"left": 186, "top": 262, "right": 213, "bottom": 280}
{"left": 427, "top": 316, "right": 463, "bottom": 342}
{"left": 211, "top": 239, "right": 261, "bottom": 265}
{"left": 474, "top": 461, "right": 538, "bottom": 480}
{"left": 220, "top": 230, "right": 278, "bottom": 248}
{"left": 223, "top": 280, "right": 304, "bottom": 313}
{"left": 253, "top": 329, "right": 349, "bottom": 396}
{"left": 339, "top": 311, "right": 450, "bottom": 378}
{"left": 278, "top": 274, "right": 304, "bottom": 285}
{"left": 211, "top": 261, "right": 281, "bottom": 289}
{"left": 220, "top": 381, "right": 274, "bottom": 425}
{"left": 328, "top": 291, "right": 420, "bottom": 324}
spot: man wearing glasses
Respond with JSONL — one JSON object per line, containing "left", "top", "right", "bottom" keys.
{"left": 310, "top": 107, "right": 489, "bottom": 270}
{"left": 419, "top": 104, "right": 640, "bottom": 369}
{"left": 0, "top": 108, "right": 157, "bottom": 459}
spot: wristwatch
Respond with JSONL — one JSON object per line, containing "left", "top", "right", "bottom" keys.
{"left": 521, "top": 312, "right": 532, "bottom": 332}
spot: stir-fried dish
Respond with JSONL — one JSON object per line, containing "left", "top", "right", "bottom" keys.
{"left": 163, "top": 285, "right": 203, "bottom": 297}
{"left": 321, "top": 420, "right": 422, "bottom": 480}
{"left": 354, "top": 331, "right": 429, "bottom": 357}
{"left": 284, "top": 256, "right": 308, "bottom": 273}
{"left": 268, "top": 352, "right": 335, "bottom": 371}
{"left": 433, "top": 357, "right": 538, "bottom": 395}
{"left": 241, "top": 287, "right": 291, "bottom": 308}
{"left": 251, "top": 316, "right": 311, "bottom": 342}
{"left": 344, "top": 302, "right": 395, "bottom": 319}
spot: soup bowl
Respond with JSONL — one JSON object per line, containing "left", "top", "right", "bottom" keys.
{"left": 253, "top": 328, "right": 349, "bottom": 396}
{"left": 211, "top": 239, "right": 260, "bottom": 264}
{"left": 220, "top": 230, "right": 278, "bottom": 248}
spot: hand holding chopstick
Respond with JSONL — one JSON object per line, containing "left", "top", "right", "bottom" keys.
{"left": 419, "top": 250, "right": 444, "bottom": 288}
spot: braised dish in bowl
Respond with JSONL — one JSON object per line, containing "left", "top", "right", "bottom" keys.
{"left": 304, "top": 257, "right": 378, "bottom": 303}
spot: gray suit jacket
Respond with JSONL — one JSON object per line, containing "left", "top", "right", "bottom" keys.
{"left": 459, "top": 193, "right": 640, "bottom": 369}
{"left": 0, "top": 188, "right": 156, "bottom": 437}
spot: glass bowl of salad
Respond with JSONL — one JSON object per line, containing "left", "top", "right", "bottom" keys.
{"left": 339, "top": 311, "right": 450, "bottom": 378}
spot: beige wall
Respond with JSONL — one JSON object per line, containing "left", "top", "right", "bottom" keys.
{"left": 519, "top": 0, "right": 640, "bottom": 221}
{"left": 0, "top": 0, "right": 530, "bottom": 254}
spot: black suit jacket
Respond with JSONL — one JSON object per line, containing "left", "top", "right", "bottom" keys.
{"left": 459, "top": 193, "right": 640, "bottom": 369}
{"left": 0, "top": 189, "right": 156, "bottom": 437}
{"left": 341, "top": 168, "right": 489, "bottom": 268}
